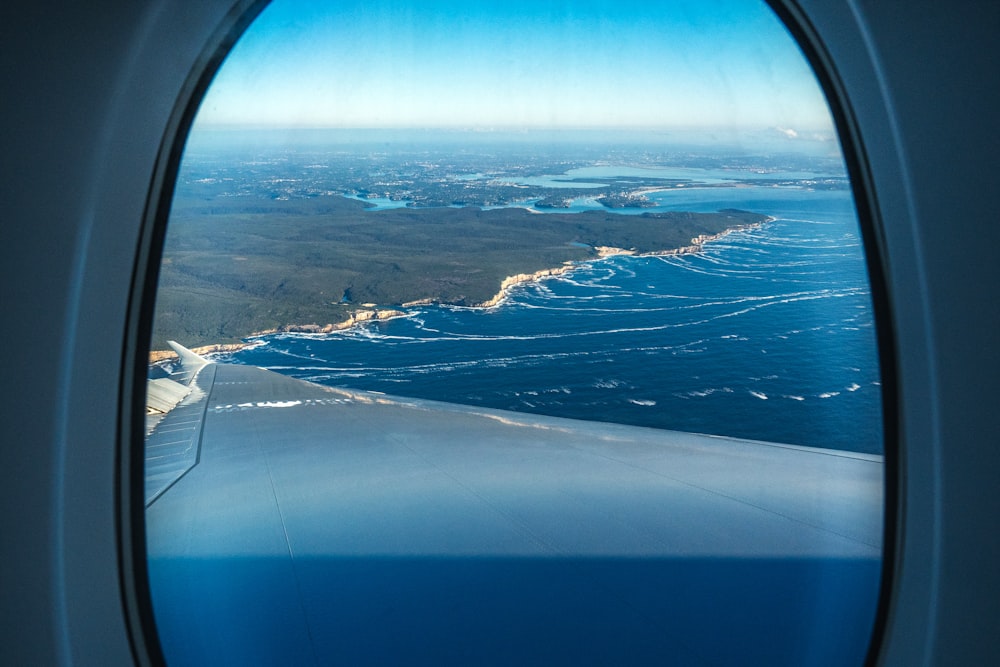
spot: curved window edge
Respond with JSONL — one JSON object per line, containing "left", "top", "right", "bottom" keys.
{"left": 763, "top": 2, "right": 899, "bottom": 665}
{"left": 119, "top": 2, "right": 899, "bottom": 665}
{"left": 118, "top": 2, "right": 273, "bottom": 666}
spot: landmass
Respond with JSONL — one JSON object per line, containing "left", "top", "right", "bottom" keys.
{"left": 151, "top": 191, "right": 768, "bottom": 355}
{"left": 596, "top": 192, "right": 657, "bottom": 208}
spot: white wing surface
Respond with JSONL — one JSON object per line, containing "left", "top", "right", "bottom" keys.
{"left": 146, "top": 350, "right": 883, "bottom": 665}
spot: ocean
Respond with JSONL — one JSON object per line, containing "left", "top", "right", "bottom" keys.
{"left": 215, "top": 186, "right": 883, "bottom": 454}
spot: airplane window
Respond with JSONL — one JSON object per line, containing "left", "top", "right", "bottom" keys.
{"left": 143, "top": 1, "right": 885, "bottom": 665}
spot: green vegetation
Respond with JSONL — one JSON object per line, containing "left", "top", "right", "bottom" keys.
{"left": 152, "top": 194, "right": 765, "bottom": 349}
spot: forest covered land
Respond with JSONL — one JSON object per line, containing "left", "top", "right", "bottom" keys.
{"left": 152, "top": 193, "right": 766, "bottom": 349}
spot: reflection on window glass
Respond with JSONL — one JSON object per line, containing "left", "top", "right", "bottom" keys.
{"left": 144, "top": 1, "right": 884, "bottom": 665}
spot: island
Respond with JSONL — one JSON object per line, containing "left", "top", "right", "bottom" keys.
{"left": 151, "top": 193, "right": 768, "bottom": 353}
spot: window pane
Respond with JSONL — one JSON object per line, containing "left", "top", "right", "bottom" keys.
{"left": 144, "top": 1, "right": 884, "bottom": 664}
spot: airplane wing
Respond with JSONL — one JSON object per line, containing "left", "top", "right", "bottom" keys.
{"left": 145, "top": 345, "right": 883, "bottom": 666}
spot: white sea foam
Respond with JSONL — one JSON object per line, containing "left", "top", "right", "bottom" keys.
{"left": 680, "top": 387, "right": 733, "bottom": 398}
{"left": 628, "top": 399, "right": 656, "bottom": 406}
{"left": 749, "top": 391, "right": 768, "bottom": 400}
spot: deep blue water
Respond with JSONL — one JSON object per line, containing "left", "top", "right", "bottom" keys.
{"left": 220, "top": 188, "right": 883, "bottom": 454}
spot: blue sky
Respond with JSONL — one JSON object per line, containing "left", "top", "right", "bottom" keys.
{"left": 194, "top": 0, "right": 834, "bottom": 138}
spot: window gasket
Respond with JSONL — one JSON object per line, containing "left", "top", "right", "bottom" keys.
{"left": 119, "top": 3, "right": 273, "bottom": 666}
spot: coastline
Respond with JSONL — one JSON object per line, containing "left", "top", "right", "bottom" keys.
{"left": 475, "top": 263, "right": 578, "bottom": 309}
{"left": 472, "top": 217, "right": 772, "bottom": 309}
{"left": 148, "top": 308, "right": 408, "bottom": 363}
{"left": 149, "top": 217, "right": 771, "bottom": 364}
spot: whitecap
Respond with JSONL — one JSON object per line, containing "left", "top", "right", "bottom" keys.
{"left": 749, "top": 391, "right": 768, "bottom": 400}
{"left": 846, "top": 383, "right": 861, "bottom": 392}
{"left": 628, "top": 399, "right": 656, "bottom": 406}
{"left": 818, "top": 392, "right": 841, "bottom": 398}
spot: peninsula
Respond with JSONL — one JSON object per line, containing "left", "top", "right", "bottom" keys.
{"left": 151, "top": 193, "right": 767, "bottom": 352}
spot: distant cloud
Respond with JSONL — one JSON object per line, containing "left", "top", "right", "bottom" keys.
{"left": 810, "top": 132, "right": 835, "bottom": 142}
{"left": 775, "top": 127, "right": 800, "bottom": 139}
